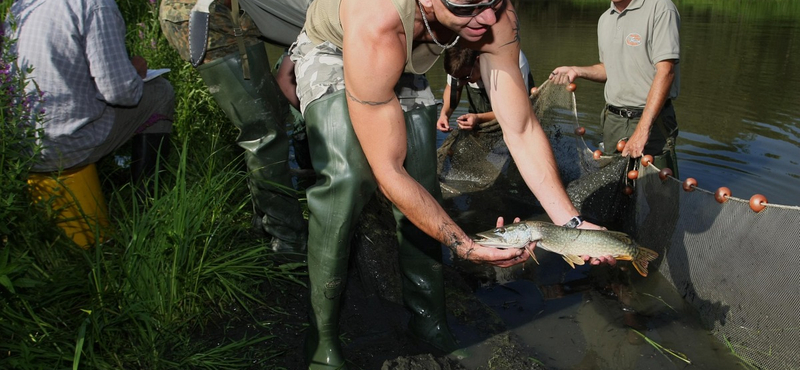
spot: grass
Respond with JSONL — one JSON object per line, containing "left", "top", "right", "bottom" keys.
{"left": 722, "top": 335, "right": 766, "bottom": 370}
{"left": 630, "top": 329, "right": 692, "bottom": 365}
{"left": 1, "top": 1, "right": 308, "bottom": 369}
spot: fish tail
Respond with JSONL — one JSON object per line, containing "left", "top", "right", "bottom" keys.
{"left": 631, "top": 247, "right": 659, "bottom": 277}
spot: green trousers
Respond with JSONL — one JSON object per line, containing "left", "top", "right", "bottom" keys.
{"left": 601, "top": 101, "right": 680, "bottom": 177}
{"left": 303, "top": 91, "right": 458, "bottom": 369}
{"left": 197, "top": 43, "right": 307, "bottom": 250}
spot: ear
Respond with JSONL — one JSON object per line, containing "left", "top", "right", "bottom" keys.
{"left": 419, "top": 0, "right": 435, "bottom": 10}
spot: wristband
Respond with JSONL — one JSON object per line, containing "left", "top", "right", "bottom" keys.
{"left": 563, "top": 215, "right": 584, "bottom": 229}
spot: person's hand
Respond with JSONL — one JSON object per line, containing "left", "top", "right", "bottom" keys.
{"left": 576, "top": 220, "right": 617, "bottom": 266}
{"left": 549, "top": 66, "right": 577, "bottom": 85}
{"left": 456, "top": 113, "right": 478, "bottom": 130}
{"left": 437, "top": 115, "right": 453, "bottom": 132}
{"left": 130, "top": 56, "right": 147, "bottom": 79}
{"left": 621, "top": 125, "right": 650, "bottom": 158}
{"left": 463, "top": 216, "right": 526, "bottom": 267}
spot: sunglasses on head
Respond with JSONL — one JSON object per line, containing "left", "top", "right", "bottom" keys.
{"left": 440, "top": 0, "right": 502, "bottom": 17}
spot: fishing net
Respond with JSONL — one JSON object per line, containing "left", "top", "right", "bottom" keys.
{"left": 437, "top": 80, "right": 595, "bottom": 199}
{"left": 632, "top": 162, "right": 800, "bottom": 370}
{"left": 437, "top": 79, "right": 800, "bottom": 370}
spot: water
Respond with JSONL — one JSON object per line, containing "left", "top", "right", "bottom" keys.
{"left": 428, "top": 1, "right": 800, "bottom": 369}
{"left": 429, "top": 0, "right": 800, "bottom": 207}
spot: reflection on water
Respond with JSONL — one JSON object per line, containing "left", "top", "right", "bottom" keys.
{"left": 432, "top": 2, "right": 799, "bottom": 368}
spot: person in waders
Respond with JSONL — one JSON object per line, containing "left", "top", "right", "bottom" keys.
{"left": 159, "top": 0, "right": 313, "bottom": 252}
{"left": 289, "top": 0, "right": 616, "bottom": 368}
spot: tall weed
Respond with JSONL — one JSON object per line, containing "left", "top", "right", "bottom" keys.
{"left": 1, "top": 1, "right": 307, "bottom": 369}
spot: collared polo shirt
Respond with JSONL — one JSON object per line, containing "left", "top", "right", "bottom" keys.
{"left": 598, "top": 0, "right": 681, "bottom": 108}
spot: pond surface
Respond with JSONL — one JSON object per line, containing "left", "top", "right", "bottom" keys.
{"left": 426, "top": 1, "right": 800, "bottom": 369}
{"left": 429, "top": 0, "right": 800, "bottom": 207}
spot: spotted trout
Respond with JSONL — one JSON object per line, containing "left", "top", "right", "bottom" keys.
{"left": 473, "top": 221, "right": 659, "bottom": 277}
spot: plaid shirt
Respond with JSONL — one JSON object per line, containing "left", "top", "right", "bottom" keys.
{"left": 7, "top": 0, "right": 143, "bottom": 171}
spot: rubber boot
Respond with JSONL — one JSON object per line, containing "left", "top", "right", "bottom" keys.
{"left": 395, "top": 105, "right": 465, "bottom": 358}
{"left": 303, "top": 91, "right": 377, "bottom": 369}
{"left": 197, "top": 43, "right": 307, "bottom": 252}
{"left": 131, "top": 133, "right": 170, "bottom": 199}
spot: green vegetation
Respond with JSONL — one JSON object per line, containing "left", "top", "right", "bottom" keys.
{"left": 630, "top": 329, "right": 692, "bottom": 365}
{"left": 560, "top": 0, "right": 800, "bottom": 22}
{"left": 1, "top": 1, "right": 307, "bottom": 369}
{"left": 722, "top": 335, "right": 766, "bottom": 370}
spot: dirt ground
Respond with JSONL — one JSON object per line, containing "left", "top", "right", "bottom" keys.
{"left": 247, "top": 194, "right": 548, "bottom": 370}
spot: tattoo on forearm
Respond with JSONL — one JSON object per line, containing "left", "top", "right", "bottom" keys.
{"left": 501, "top": 9, "right": 521, "bottom": 48}
{"left": 441, "top": 222, "right": 478, "bottom": 260}
{"left": 441, "top": 224, "right": 464, "bottom": 257}
{"left": 465, "top": 247, "right": 475, "bottom": 260}
{"left": 345, "top": 88, "right": 394, "bottom": 106}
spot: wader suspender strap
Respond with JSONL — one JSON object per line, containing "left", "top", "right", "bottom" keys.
{"left": 230, "top": 0, "right": 251, "bottom": 79}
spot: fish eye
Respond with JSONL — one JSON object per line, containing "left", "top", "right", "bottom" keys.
{"left": 493, "top": 227, "right": 505, "bottom": 233}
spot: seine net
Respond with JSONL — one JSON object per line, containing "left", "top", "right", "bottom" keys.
{"left": 632, "top": 162, "right": 800, "bottom": 370}
{"left": 437, "top": 79, "right": 800, "bottom": 370}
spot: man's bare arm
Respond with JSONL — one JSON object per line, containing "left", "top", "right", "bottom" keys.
{"left": 275, "top": 54, "right": 300, "bottom": 110}
{"left": 340, "top": 0, "right": 523, "bottom": 266}
{"left": 622, "top": 59, "right": 676, "bottom": 158}
{"left": 550, "top": 63, "right": 607, "bottom": 84}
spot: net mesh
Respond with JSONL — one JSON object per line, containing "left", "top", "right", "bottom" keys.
{"left": 436, "top": 80, "right": 800, "bottom": 370}
{"left": 634, "top": 165, "right": 800, "bottom": 370}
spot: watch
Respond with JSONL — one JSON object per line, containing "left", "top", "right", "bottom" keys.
{"left": 563, "top": 215, "right": 584, "bottom": 229}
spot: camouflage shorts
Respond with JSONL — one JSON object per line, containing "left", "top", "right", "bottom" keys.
{"left": 288, "top": 31, "right": 436, "bottom": 114}
{"left": 159, "top": 0, "right": 262, "bottom": 64}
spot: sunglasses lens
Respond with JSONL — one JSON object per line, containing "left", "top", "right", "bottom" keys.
{"left": 453, "top": 7, "right": 478, "bottom": 16}
{"left": 444, "top": 0, "right": 498, "bottom": 17}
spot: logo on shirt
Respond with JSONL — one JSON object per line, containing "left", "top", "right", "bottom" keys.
{"left": 626, "top": 33, "right": 643, "bottom": 47}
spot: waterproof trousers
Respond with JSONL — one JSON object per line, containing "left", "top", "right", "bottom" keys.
{"left": 303, "top": 91, "right": 457, "bottom": 369}
{"left": 600, "top": 101, "right": 680, "bottom": 177}
{"left": 197, "top": 43, "right": 306, "bottom": 250}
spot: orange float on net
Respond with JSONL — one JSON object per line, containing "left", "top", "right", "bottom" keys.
{"left": 623, "top": 186, "right": 634, "bottom": 195}
{"left": 616, "top": 140, "right": 627, "bottom": 152}
{"left": 627, "top": 170, "right": 639, "bottom": 180}
{"left": 530, "top": 86, "right": 539, "bottom": 96}
{"left": 682, "top": 178, "right": 697, "bottom": 192}
{"left": 749, "top": 194, "right": 768, "bottom": 213}
{"left": 593, "top": 150, "right": 602, "bottom": 160}
{"left": 658, "top": 168, "right": 673, "bottom": 181}
{"left": 566, "top": 83, "right": 577, "bottom": 92}
{"left": 641, "top": 155, "right": 653, "bottom": 167}
{"left": 715, "top": 187, "right": 731, "bottom": 203}
{"left": 574, "top": 127, "right": 586, "bottom": 136}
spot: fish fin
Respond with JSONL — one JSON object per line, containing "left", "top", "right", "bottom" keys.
{"left": 562, "top": 254, "right": 585, "bottom": 268}
{"left": 632, "top": 247, "right": 660, "bottom": 277}
{"left": 524, "top": 245, "right": 539, "bottom": 265}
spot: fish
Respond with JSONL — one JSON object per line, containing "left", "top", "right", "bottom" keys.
{"left": 473, "top": 221, "right": 659, "bottom": 277}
